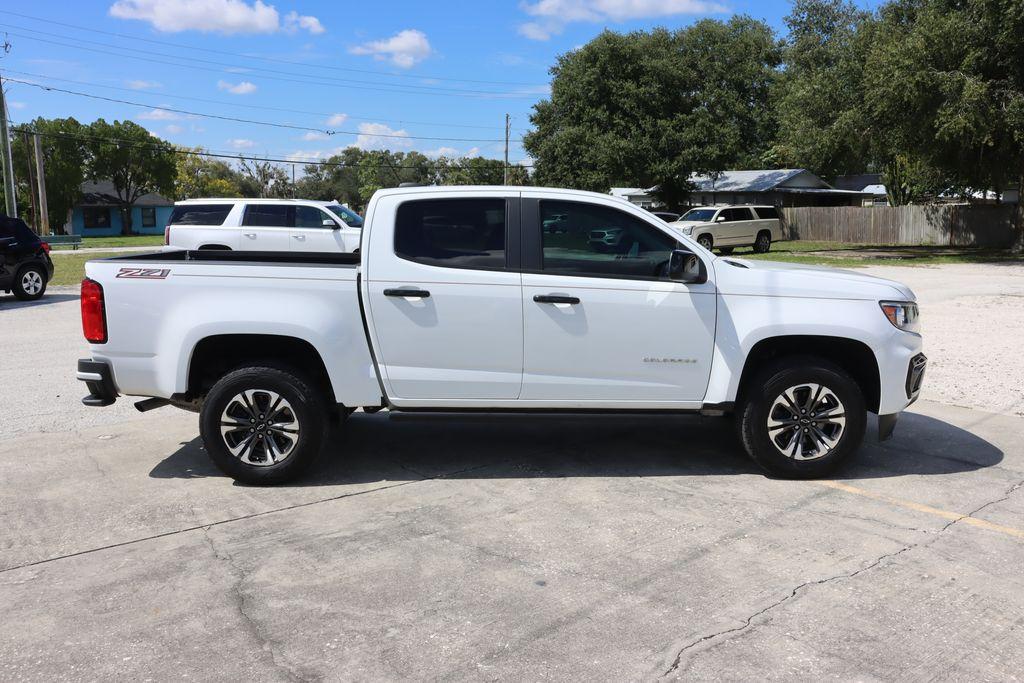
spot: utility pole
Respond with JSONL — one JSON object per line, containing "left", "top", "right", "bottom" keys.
{"left": 0, "top": 71, "right": 16, "bottom": 217}
{"left": 503, "top": 113, "right": 511, "bottom": 185}
{"left": 33, "top": 133, "right": 49, "bottom": 234}
{"left": 22, "top": 129, "right": 37, "bottom": 230}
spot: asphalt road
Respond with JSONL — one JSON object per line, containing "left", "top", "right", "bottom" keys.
{"left": 1, "top": 269, "right": 1023, "bottom": 681}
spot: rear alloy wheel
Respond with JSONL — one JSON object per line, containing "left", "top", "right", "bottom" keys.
{"left": 13, "top": 265, "right": 46, "bottom": 301}
{"left": 697, "top": 234, "right": 713, "bottom": 251}
{"left": 738, "top": 357, "right": 866, "bottom": 478}
{"left": 753, "top": 231, "right": 772, "bottom": 253}
{"left": 200, "top": 366, "right": 328, "bottom": 484}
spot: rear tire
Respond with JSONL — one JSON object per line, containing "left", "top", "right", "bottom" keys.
{"left": 737, "top": 356, "right": 866, "bottom": 479}
{"left": 12, "top": 265, "right": 47, "bottom": 301}
{"left": 753, "top": 231, "right": 772, "bottom": 253}
{"left": 199, "top": 365, "right": 329, "bottom": 484}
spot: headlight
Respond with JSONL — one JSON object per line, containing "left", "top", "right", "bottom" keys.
{"left": 879, "top": 301, "right": 920, "bottom": 333}
{"left": 678, "top": 225, "right": 693, "bottom": 235}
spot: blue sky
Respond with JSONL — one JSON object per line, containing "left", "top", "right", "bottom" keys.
{"left": 0, "top": 1, "right": 880, "bottom": 170}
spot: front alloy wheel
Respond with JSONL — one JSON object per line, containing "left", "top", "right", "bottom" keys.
{"left": 766, "top": 384, "right": 846, "bottom": 460}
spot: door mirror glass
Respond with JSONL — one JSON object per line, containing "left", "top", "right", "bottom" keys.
{"left": 323, "top": 218, "right": 340, "bottom": 228}
{"left": 668, "top": 249, "right": 706, "bottom": 284}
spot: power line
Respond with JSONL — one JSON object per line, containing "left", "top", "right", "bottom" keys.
{"left": 16, "top": 126, "right": 535, "bottom": 170}
{"left": 4, "top": 29, "right": 541, "bottom": 99}
{"left": 6, "top": 78, "right": 516, "bottom": 143}
{"left": 0, "top": 9, "right": 545, "bottom": 88}
{"left": 1, "top": 68, "right": 507, "bottom": 132}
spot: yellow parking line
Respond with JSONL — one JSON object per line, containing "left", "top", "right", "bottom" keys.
{"left": 817, "top": 480, "right": 1024, "bottom": 539}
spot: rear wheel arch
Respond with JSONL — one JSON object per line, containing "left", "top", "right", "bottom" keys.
{"left": 736, "top": 335, "right": 881, "bottom": 413}
{"left": 186, "top": 334, "right": 335, "bottom": 402}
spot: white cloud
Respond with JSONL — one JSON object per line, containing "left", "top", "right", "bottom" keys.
{"left": 301, "top": 131, "right": 328, "bottom": 141}
{"left": 8, "top": 101, "right": 26, "bottom": 110}
{"left": 136, "top": 108, "right": 180, "bottom": 120}
{"left": 354, "top": 122, "right": 412, "bottom": 150}
{"left": 326, "top": 113, "right": 348, "bottom": 126}
{"left": 518, "top": 0, "right": 726, "bottom": 40}
{"left": 424, "top": 146, "right": 460, "bottom": 158}
{"left": 109, "top": 0, "right": 324, "bottom": 35}
{"left": 284, "top": 10, "right": 324, "bottom": 34}
{"left": 126, "top": 79, "right": 162, "bottom": 90}
{"left": 349, "top": 29, "right": 432, "bottom": 69}
{"left": 227, "top": 138, "right": 256, "bottom": 149}
{"left": 217, "top": 79, "right": 257, "bottom": 95}
{"left": 165, "top": 124, "right": 184, "bottom": 134}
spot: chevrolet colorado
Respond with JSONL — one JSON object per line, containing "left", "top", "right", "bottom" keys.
{"left": 77, "top": 186, "right": 926, "bottom": 484}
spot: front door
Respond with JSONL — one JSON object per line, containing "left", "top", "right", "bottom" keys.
{"left": 521, "top": 197, "right": 716, "bottom": 405}
{"left": 364, "top": 194, "right": 523, "bottom": 402}
{"left": 240, "top": 204, "right": 293, "bottom": 251}
{"left": 291, "top": 205, "right": 346, "bottom": 252}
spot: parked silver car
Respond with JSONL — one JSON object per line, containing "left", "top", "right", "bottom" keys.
{"left": 670, "top": 205, "right": 785, "bottom": 253}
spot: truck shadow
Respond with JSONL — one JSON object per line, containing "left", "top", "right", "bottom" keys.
{"left": 149, "top": 410, "right": 1003, "bottom": 485}
{"left": 0, "top": 293, "right": 79, "bottom": 309}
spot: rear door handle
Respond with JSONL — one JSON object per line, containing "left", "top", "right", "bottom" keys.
{"left": 384, "top": 288, "right": 431, "bottom": 299}
{"left": 293, "top": 234, "right": 306, "bottom": 240}
{"left": 243, "top": 233, "right": 257, "bottom": 239}
{"left": 533, "top": 294, "right": 580, "bottom": 305}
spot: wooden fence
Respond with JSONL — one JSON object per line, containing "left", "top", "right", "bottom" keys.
{"left": 781, "top": 205, "right": 1016, "bottom": 247}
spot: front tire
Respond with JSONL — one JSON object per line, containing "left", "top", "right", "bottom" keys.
{"left": 13, "top": 265, "right": 47, "bottom": 301}
{"left": 737, "top": 357, "right": 866, "bottom": 478}
{"left": 199, "top": 366, "right": 329, "bottom": 484}
{"left": 696, "top": 234, "right": 713, "bottom": 251}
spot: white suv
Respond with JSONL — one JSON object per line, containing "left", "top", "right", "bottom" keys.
{"left": 165, "top": 199, "right": 364, "bottom": 253}
{"left": 670, "top": 205, "right": 784, "bottom": 254}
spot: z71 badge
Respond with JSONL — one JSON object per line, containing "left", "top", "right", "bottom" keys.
{"left": 116, "top": 267, "right": 171, "bottom": 280}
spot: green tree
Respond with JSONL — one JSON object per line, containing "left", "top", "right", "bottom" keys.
{"left": 8, "top": 118, "right": 89, "bottom": 233}
{"left": 86, "top": 119, "right": 176, "bottom": 235}
{"left": 237, "top": 158, "right": 291, "bottom": 198}
{"left": 174, "top": 148, "right": 242, "bottom": 199}
{"left": 523, "top": 20, "right": 781, "bottom": 208}
{"left": 294, "top": 147, "right": 365, "bottom": 206}
{"left": 863, "top": 0, "right": 1024, "bottom": 245}
{"left": 771, "top": 0, "right": 875, "bottom": 179}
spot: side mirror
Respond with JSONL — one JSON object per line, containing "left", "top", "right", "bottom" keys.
{"left": 715, "top": 215, "right": 727, "bottom": 223}
{"left": 668, "top": 249, "right": 707, "bottom": 284}
{"left": 323, "top": 219, "right": 340, "bottom": 229}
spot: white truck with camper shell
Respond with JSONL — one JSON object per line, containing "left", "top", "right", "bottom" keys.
{"left": 78, "top": 186, "right": 926, "bottom": 484}
{"left": 164, "top": 198, "right": 364, "bottom": 253}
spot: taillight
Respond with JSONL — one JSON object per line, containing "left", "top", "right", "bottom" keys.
{"left": 81, "top": 278, "right": 107, "bottom": 344}
{"left": 41, "top": 242, "right": 51, "bottom": 254}
{"left": 164, "top": 225, "right": 170, "bottom": 245}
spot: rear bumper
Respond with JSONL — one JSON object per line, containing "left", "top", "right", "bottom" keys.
{"left": 77, "top": 358, "right": 119, "bottom": 407}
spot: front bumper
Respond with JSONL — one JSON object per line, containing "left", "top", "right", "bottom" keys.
{"left": 878, "top": 352, "right": 927, "bottom": 441}
{"left": 77, "top": 358, "right": 118, "bottom": 407}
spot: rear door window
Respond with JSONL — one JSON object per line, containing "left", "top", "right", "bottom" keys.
{"left": 168, "top": 204, "right": 232, "bottom": 226}
{"left": 755, "top": 206, "right": 780, "bottom": 220}
{"left": 242, "top": 204, "right": 292, "bottom": 227}
{"left": 394, "top": 198, "right": 506, "bottom": 270}
{"left": 724, "top": 208, "right": 754, "bottom": 222}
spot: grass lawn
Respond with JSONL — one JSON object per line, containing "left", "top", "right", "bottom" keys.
{"left": 722, "top": 240, "right": 1024, "bottom": 267}
{"left": 51, "top": 235, "right": 165, "bottom": 250}
{"left": 49, "top": 252, "right": 126, "bottom": 286}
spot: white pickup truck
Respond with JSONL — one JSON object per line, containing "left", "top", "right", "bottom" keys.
{"left": 77, "top": 186, "right": 926, "bottom": 484}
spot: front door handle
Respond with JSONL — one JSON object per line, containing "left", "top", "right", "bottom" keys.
{"left": 533, "top": 294, "right": 580, "bottom": 305}
{"left": 243, "top": 233, "right": 257, "bottom": 239}
{"left": 384, "top": 288, "right": 431, "bottom": 299}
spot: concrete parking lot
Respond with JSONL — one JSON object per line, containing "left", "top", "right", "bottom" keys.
{"left": 1, "top": 263, "right": 1022, "bottom": 680}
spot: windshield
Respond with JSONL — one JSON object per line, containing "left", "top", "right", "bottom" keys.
{"left": 680, "top": 209, "right": 717, "bottom": 222}
{"left": 327, "top": 204, "right": 363, "bottom": 228}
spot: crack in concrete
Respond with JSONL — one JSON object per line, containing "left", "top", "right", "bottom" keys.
{"left": 659, "top": 477, "right": 1024, "bottom": 678}
{"left": 201, "top": 527, "right": 314, "bottom": 683}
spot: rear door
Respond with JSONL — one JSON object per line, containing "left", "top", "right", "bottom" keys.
{"left": 240, "top": 204, "right": 293, "bottom": 251}
{"left": 728, "top": 207, "right": 758, "bottom": 244}
{"left": 363, "top": 192, "right": 523, "bottom": 402}
{"left": 520, "top": 195, "right": 716, "bottom": 405}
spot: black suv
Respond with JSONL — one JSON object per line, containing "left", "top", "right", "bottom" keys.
{"left": 0, "top": 216, "right": 55, "bottom": 301}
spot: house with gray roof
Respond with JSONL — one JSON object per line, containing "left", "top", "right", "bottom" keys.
{"left": 68, "top": 180, "right": 174, "bottom": 236}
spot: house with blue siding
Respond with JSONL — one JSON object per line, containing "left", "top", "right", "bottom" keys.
{"left": 69, "top": 181, "right": 174, "bottom": 236}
